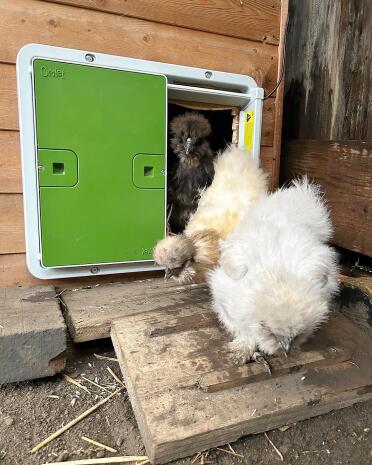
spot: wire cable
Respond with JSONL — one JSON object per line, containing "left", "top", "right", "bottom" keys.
{"left": 263, "top": 16, "right": 289, "bottom": 100}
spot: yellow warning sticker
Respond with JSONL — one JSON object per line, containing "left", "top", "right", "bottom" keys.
{"left": 244, "top": 111, "right": 255, "bottom": 152}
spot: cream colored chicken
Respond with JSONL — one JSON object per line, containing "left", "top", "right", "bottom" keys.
{"left": 209, "top": 178, "right": 340, "bottom": 372}
{"left": 153, "top": 145, "right": 268, "bottom": 283}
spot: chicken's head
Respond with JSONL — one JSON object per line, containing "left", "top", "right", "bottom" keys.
{"left": 153, "top": 234, "right": 196, "bottom": 282}
{"left": 169, "top": 112, "right": 211, "bottom": 161}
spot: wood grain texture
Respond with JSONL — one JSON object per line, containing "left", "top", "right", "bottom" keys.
{"left": 0, "top": 64, "right": 18, "bottom": 131}
{"left": 42, "top": 0, "right": 281, "bottom": 45}
{"left": 0, "top": 285, "right": 66, "bottom": 384}
{"left": 62, "top": 279, "right": 209, "bottom": 342}
{"left": 260, "top": 146, "right": 276, "bottom": 190}
{"left": 0, "top": 254, "right": 40, "bottom": 287}
{"left": 271, "top": 0, "right": 288, "bottom": 188}
{"left": 0, "top": 252, "right": 163, "bottom": 288}
{"left": 198, "top": 347, "right": 350, "bottom": 393}
{"left": 283, "top": 0, "right": 372, "bottom": 140}
{"left": 0, "top": 131, "right": 22, "bottom": 193}
{"left": 0, "top": 194, "right": 25, "bottom": 254}
{"left": 111, "top": 295, "right": 372, "bottom": 464}
{"left": 281, "top": 140, "right": 372, "bottom": 256}
{"left": 261, "top": 98, "right": 275, "bottom": 146}
{"left": 0, "top": 0, "right": 278, "bottom": 91}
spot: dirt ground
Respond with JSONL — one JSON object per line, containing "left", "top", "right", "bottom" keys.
{"left": 0, "top": 336, "right": 371, "bottom": 465}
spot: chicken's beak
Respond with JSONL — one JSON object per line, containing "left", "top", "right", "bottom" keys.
{"left": 164, "top": 268, "right": 173, "bottom": 281}
{"left": 184, "top": 137, "right": 192, "bottom": 155}
{"left": 276, "top": 335, "right": 293, "bottom": 357}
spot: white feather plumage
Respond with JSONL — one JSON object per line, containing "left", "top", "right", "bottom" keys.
{"left": 154, "top": 145, "right": 267, "bottom": 283}
{"left": 209, "top": 178, "right": 340, "bottom": 362}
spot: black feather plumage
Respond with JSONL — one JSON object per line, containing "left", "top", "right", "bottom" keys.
{"left": 167, "top": 112, "right": 215, "bottom": 233}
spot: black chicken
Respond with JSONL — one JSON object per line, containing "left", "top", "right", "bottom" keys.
{"left": 167, "top": 112, "right": 215, "bottom": 233}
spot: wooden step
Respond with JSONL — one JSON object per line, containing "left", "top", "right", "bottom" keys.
{"left": 111, "top": 288, "right": 372, "bottom": 464}
{"left": 0, "top": 286, "right": 66, "bottom": 384}
{"left": 62, "top": 278, "right": 209, "bottom": 342}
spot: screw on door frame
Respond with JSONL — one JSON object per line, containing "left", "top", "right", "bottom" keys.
{"left": 90, "top": 266, "right": 100, "bottom": 274}
{"left": 85, "top": 53, "right": 96, "bottom": 63}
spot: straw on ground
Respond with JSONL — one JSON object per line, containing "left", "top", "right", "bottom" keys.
{"left": 31, "top": 388, "right": 124, "bottom": 453}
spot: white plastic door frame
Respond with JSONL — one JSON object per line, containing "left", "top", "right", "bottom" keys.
{"left": 17, "top": 43, "right": 263, "bottom": 279}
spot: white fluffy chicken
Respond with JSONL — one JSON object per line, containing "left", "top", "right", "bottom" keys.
{"left": 154, "top": 145, "right": 267, "bottom": 283}
{"left": 209, "top": 178, "right": 339, "bottom": 372}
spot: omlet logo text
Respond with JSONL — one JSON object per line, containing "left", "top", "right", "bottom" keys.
{"left": 41, "top": 67, "right": 65, "bottom": 79}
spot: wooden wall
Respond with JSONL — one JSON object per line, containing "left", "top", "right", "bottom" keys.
{"left": 281, "top": 0, "right": 372, "bottom": 256}
{"left": 0, "top": 0, "right": 286, "bottom": 287}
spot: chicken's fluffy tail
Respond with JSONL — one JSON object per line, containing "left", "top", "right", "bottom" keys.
{"left": 282, "top": 176, "right": 333, "bottom": 243}
{"left": 187, "top": 145, "right": 268, "bottom": 239}
{"left": 212, "top": 145, "right": 267, "bottom": 191}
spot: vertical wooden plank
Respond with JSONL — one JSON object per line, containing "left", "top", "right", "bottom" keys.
{"left": 271, "top": 0, "right": 288, "bottom": 188}
{"left": 283, "top": 0, "right": 372, "bottom": 140}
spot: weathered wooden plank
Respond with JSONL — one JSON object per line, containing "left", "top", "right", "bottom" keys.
{"left": 0, "top": 285, "right": 66, "bottom": 384}
{"left": 198, "top": 346, "right": 350, "bottom": 393}
{"left": 111, "top": 300, "right": 372, "bottom": 464}
{"left": 271, "top": 0, "right": 288, "bottom": 188}
{"left": 62, "top": 279, "right": 210, "bottom": 342}
{"left": 261, "top": 98, "right": 275, "bottom": 147}
{"left": 283, "top": 0, "right": 372, "bottom": 140}
{"left": 0, "top": 131, "right": 22, "bottom": 193}
{"left": 0, "top": 63, "right": 18, "bottom": 131}
{"left": 0, "top": 0, "right": 278, "bottom": 92}
{"left": 42, "top": 0, "right": 281, "bottom": 45}
{"left": 260, "top": 145, "right": 276, "bottom": 190}
{"left": 281, "top": 140, "right": 372, "bottom": 256}
{"left": 0, "top": 194, "right": 25, "bottom": 254}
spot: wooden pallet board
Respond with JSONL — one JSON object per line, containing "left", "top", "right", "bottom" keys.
{"left": 62, "top": 279, "right": 209, "bottom": 342}
{"left": 111, "top": 291, "right": 372, "bottom": 464}
{"left": 0, "top": 286, "right": 66, "bottom": 384}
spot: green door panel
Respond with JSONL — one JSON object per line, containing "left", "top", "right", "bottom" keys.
{"left": 38, "top": 149, "right": 78, "bottom": 187}
{"left": 33, "top": 59, "right": 167, "bottom": 267}
{"left": 133, "top": 154, "right": 165, "bottom": 189}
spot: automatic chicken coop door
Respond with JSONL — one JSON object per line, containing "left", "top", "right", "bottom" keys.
{"left": 17, "top": 44, "right": 264, "bottom": 279}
